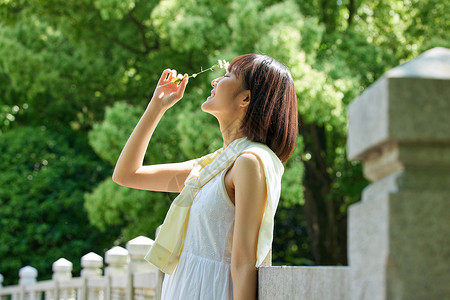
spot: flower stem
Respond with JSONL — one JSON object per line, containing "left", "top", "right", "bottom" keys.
{"left": 158, "top": 64, "right": 219, "bottom": 87}
{"left": 189, "top": 65, "right": 217, "bottom": 79}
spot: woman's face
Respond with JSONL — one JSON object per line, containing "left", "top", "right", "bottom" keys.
{"left": 201, "top": 70, "right": 248, "bottom": 120}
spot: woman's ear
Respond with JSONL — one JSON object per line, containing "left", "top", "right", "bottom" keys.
{"left": 239, "top": 90, "right": 251, "bottom": 108}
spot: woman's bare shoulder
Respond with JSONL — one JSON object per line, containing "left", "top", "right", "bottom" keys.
{"left": 230, "top": 152, "right": 266, "bottom": 190}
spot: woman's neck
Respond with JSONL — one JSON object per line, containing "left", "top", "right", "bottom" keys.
{"left": 219, "top": 118, "right": 245, "bottom": 149}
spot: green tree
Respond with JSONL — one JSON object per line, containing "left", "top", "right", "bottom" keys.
{"left": 85, "top": 101, "right": 189, "bottom": 241}
{"left": 0, "top": 127, "right": 112, "bottom": 285}
{"left": 0, "top": 0, "right": 448, "bottom": 279}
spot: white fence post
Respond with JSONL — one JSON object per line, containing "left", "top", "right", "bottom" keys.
{"left": 81, "top": 252, "right": 103, "bottom": 300}
{"left": 52, "top": 258, "right": 73, "bottom": 281}
{"left": 105, "top": 246, "right": 128, "bottom": 300}
{"left": 105, "top": 246, "right": 128, "bottom": 276}
{"left": 19, "top": 267, "right": 37, "bottom": 286}
{"left": 127, "top": 236, "right": 155, "bottom": 300}
{"left": 127, "top": 236, "right": 154, "bottom": 274}
{"left": 81, "top": 252, "right": 103, "bottom": 278}
{"left": 19, "top": 266, "right": 37, "bottom": 300}
{"left": 53, "top": 258, "right": 73, "bottom": 299}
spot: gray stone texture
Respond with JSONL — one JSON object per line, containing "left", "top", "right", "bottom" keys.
{"left": 258, "top": 266, "right": 349, "bottom": 300}
{"left": 347, "top": 47, "right": 450, "bottom": 300}
{"left": 256, "top": 47, "right": 449, "bottom": 300}
{"left": 348, "top": 174, "right": 393, "bottom": 300}
{"left": 348, "top": 47, "right": 450, "bottom": 161}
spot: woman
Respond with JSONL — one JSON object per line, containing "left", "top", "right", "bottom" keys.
{"left": 112, "top": 54, "right": 298, "bottom": 299}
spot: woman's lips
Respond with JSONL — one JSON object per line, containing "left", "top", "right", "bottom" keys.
{"left": 207, "top": 90, "right": 215, "bottom": 100}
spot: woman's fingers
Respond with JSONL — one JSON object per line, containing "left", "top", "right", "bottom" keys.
{"left": 158, "top": 69, "right": 181, "bottom": 85}
{"left": 159, "top": 69, "right": 172, "bottom": 84}
{"left": 156, "top": 70, "right": 188, "bottom": 101}
{"left": 175, "top": 74, "right": 183, "bottom": 85}
{"left": 176, "top": 74, "right": 189, "bottom": 97}
{"left": 167, "top": 69, "right": 177, "bottom": 82}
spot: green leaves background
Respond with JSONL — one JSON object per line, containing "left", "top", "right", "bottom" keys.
{"left": 0, "top": 0, "right": 448, "bottom": 284}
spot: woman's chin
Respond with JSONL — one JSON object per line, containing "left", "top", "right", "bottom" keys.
{"left": 201, "top": 97, "right": 213, "bottom": 111}
{"left": 201, "top": 103, "right": 219, "bottom": 118}
{"left": 201, "top": 102, "right": 209, "bottom": 112}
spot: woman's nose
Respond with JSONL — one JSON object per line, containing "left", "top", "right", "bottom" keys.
{"left": 211, "top": 78, "right": 219, "bottom": 87}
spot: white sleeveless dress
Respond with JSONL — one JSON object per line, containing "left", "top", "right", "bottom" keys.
{"left": 161, "top": 167, "right": 235, "bottom": 300}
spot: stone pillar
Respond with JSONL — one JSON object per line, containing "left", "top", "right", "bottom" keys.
{"left": 127, "top": 236, "right": 155, "bottom": 273}
{"left": 52, "top": 258, "right": 73, "bottom": 300}
{"left": 19, "top": 266, "right": 37, "bottom": 286}
{"left": 81, "top": 252, "right": 103, "bottom": 300}
{"left": 105, "top": 246, "right": 128, "bottom": 276}
{"left": 347, "top": 47, "right": 450, "bottom": 300}
{"left": 19, "top": 266, "right": 38, "bottom": 300}
{"left": 81, "top": 252, "right": 103, "bottom": 277}
{"left": 125, "top": 236, "right": 155, "bottom": 300}
{"left": 105, "top": 246, "right": 128, "bottom": 300}
{"left": 52, "top": 258, "right": 73, "bottom": 280}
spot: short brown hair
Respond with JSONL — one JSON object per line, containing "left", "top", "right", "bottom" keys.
{"left": 229, "top": 54, "right": 298, "bottom": 163}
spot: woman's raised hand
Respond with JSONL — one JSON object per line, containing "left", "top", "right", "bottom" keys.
{"left": 113, "top": 68, "right": 194, "bottom": 193}
{"left": 151, "top": 69, "right": 189, "bottom": 111}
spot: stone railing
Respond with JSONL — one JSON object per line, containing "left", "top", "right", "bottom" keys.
{"left": 0, "top": 236, "right": 164, "bottom": 300}
{"left": 258, "top": 47, "right": 450, "bottom": 300}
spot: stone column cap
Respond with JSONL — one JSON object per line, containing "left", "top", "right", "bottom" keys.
{"left": 52, "top": 258, "right": 73, "bottom": 272}
{"left": 105, "top": 246, "right": 129, "bottom": 265}
{"left": 348, "top": 47, "right": 450, "bottom": 161}
{"left": 19, "top": 266, "right": 38, "bottom": 278}
{"left": 81, "top": 252, "right": 103, "bottom": 268}
{"left": 127, "top": 236, "right": 154, "bottom": 257}
{"left": 386, "top": 47, "right": 450, "bottom": 80}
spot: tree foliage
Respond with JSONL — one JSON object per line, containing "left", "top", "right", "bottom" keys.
{"left": 85, "top": 101, "right": 186, "bottom": 241}
{"left": 0, "top": 0, "right": 448, "bottom": 283}
{"left": 0, "top": 127, "right": 111, "bottom": 285}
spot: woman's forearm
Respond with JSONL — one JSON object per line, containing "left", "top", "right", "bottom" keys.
{"left": 231, "top": 264, "right": 257, "bottom": 300}
{"left": 112, "top": 70, "right": 188, "bottom": 188}
{"left": 112, "top": 100, "right": 166, "bottom": 182}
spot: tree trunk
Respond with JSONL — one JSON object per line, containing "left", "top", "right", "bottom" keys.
{"left": 301, "top": 123, "right": 347, "bottom": 265}
{"left": 348, "top": 0, "right": 355, "bottom": 27}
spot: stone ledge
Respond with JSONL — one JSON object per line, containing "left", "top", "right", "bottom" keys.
{"left": 258, "top": 266, "right": 349, "bottom": 300}
{"left": 347, "top": 47, "right": 450, "bottom": 161}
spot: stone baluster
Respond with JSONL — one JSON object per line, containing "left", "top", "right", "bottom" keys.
{"left": 347, "top": 47, "right": 450, "bottom": 300}
{"left": 81, "top": 252, "right": 103, "bottom": 277}
{"left": 52, "top": 258, "right": 73, "bottom": 300}
{"left": 105, "top": 246, "right": 128, "bottom": 300}
{"left": 126, "top": 236, "right": 155, "bottom": 273}
{"left": 19, "top": 266, "right": 38, "bottom": 300}
{"left": 52, "top": 258, "right": 73, "bottom": 281}
{"left": 81, "top": 252, "right": 103, "bottom": 300}
{"left": 126, "top": 236, "right": 155, "bottom": 300}
{"left": 0, "top": 273, "right": 3, "bottom": 287}
{"left": 19, "top": 266, "right": 37, "bottom": 286}
{"left": 105, "top": 246, "right": 129, "bottom": 276}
